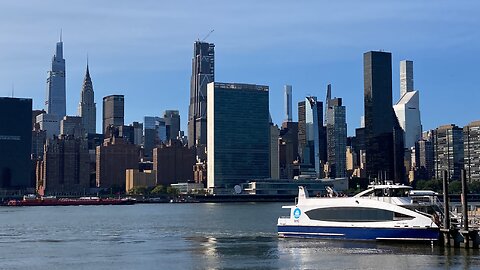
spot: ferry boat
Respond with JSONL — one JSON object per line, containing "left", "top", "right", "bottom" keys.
{"left": 7, "top": 195, "right": 136, "bottom": 206}
{"left": 277, "top": 183, "right": 441, "bottom": 241}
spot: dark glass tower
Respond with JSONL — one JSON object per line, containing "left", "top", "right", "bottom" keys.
{"left": 188, "top": 41, "right": 214, "bottom": 161}
{"left": 0, "top": 97, "right": 32, "bottom": 189}
{"left": 102, "top": 95, "right": 124, "bottom": 135}
{"left": 297, "top": 98, "right": 326, "bottom": 177}
{"left": 364, "top": 51, "right": 405, "bottom": 183}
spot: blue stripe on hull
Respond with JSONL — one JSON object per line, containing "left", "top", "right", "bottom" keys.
{"left": 278, "top": 225, "right": 439, "bottom": 241}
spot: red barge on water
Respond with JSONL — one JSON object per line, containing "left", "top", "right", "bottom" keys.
{"left": 7, "top": 195, "right": 136, "bottom": 206}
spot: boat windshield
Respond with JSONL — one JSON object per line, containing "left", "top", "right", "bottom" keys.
{"left": 362, "top": 187, "right": 411, "bottom": 198}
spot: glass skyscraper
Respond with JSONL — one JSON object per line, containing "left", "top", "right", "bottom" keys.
{"left": 188, "top": 41, "right": 214, "bottom": 161}
{"left": 46, "top": 38, "right": 66, "bottom": 119}
{"left": 0, "top": 97, "right": 32, "bottom": 189}
{"left": 102, "top": 95, "right": 124, "bottom": 135}
{"left": 207, "top": 82, "right": 269, "bottom": 189}
{"left": 364, "top": 51, "right": 405, "bottom": 183}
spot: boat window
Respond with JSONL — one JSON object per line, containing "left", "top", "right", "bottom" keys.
{"left": 393, "top": 212, "right": 415, "bottom": 220}
{"left": 305, "top": 207, "right": 395, "bottom": 222}
{"left": 390, "top": 188, "right": 410, "bottom": 197}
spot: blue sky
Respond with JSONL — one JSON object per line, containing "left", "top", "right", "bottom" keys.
{"left": 0, "top": 1, "right": 479, "bottom": 135}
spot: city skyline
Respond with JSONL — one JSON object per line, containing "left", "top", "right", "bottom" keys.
{"left": 0, "top": 1, "right": 479, "bottom": 135}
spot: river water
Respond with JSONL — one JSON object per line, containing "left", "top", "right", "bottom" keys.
{"left": 0, "top": 202, "right": 479, "bottom": 269}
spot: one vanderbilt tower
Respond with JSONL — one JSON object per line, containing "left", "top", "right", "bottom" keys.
{"left": 45, "top": 35, "right": 66, "bottom": 120}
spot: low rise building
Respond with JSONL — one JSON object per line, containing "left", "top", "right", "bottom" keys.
{"left": 125, "top": 169, "right": 156, "bottom": 193}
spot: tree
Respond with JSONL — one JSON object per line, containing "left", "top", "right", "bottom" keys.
{"left": 128, "top": 186, "right": 149, "bottom": 195}
{"left": 469, "top": 181, "right": 480, "bottom": 193}
{"left": 166, "top": 186, "right": 180, "bottom": 196}
{"left": 448, "top": 181, "right": 462, "bottom": 194}
{"left": 151, "top": 185, "right": 166, "bottom": 195}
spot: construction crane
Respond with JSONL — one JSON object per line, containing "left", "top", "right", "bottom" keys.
{"left": 201, "top": 29, "right": 214, "bottom": 42}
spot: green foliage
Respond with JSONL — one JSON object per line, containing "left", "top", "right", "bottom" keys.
{"left": 151, "top": 185, "right": 166, "bottom": 195}
{"left": 469, "top": 181, "right": 480, "bottom": 193}
{"left": 448, "top": 181, "right": 462, "bottom": 194}
{"left": 415, "top": 179, "right": 443, "bottom": 192}
{"left": 415, "top": 179, "right": 480, "bottom": 194}
{"left": 128, "top": 186, "right": 149, "bottom": 195}
{"left": 166, "top": 186, "right": 180, "bottom": 195}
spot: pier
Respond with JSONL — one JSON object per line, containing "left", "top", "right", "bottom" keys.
{"left": 439, "top": 170, "right": 480, "bottom": 249}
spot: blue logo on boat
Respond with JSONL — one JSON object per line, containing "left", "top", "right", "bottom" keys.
{"left": 293, "top": 208, "right": 301, "bottom": 219}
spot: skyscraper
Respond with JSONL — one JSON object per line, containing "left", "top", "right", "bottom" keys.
{"left": 433, "top": 124, "right": 464, "bottom": 181}
{"left": 188, "top": 41, "right": 214, "bottom": 160}
{"left": 96, "top": 128, "right": 139, "bottom": 190}
{"left": 0, "top": 97, "right": 32, "bottom": 189}
{"left": 207, "top": 82, "right": 269, "bottom": 189}
{"left": 464, "top": 121, "right": 480, "bottom": 182}
{"left": 400, "top": 60, "right": 414, "bottom": 97}
{"left": 394, "top": 60, "right": 422, "bottom": 149}
{"left": 143, "top": 116, "right": 166, "bottom": 159}
{"left": 78, "top": 63, "right": 96, "bottom": 135}
{"left": 326, "top": 93, "right": 347, "bottom": 179}
{"left": 364, "top": 51, "right": 405, "bottom": 183}
{"left": 36, "top": 135, "right": 90, "bottom": 195}
{"left": 298, "top": 97, "right": 326, "bottom": 177}
{"left": 102, "top": 95, "right": 124, "bottom": 134}
{"left": 163, "top": 110, "right": 180, "bottom": 141}
{"left": 45, "top": 37, "right": 66, "bottom": 119}
{"left": 284, "top": 85, "right": 292, "bottom": 122}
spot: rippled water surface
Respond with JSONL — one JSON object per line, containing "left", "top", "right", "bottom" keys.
{"left": 0, "top": 203, "right": 479, "bottom": 269}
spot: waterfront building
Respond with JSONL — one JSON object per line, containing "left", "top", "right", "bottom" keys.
{"left": 393, "top": 60, "right": 422, "bottom": 149}
{"left": 77, "top": 64, "right": 96, "bottom": 134}
{"left": 153, "top": 140, "right": 195, "bottom": 186}
{"left": 298, "top": 97, "right": 326, "bottom": 177}
{"left": 0, "top": 97, "right": 32, "bottom": 189}
{"left": 125, "top": 169, "right": 156, "bottom": 193}
{"left": 188, "top": 41, "right": 215, "bottom": 161}
{"left": 325, "top": 91, "right": 347, "bottom": 178}
{"left": 102, "top": 95, "right": 124, "bottom": 134}
{"left": 415, "top": 139, "right": 434, "bottom": 180}
{"left": 433, "top": 124, "right": 464, "bottom": 181}
{"left": 96, "top": 126, "right": 139, "bottom": 190}
{"left": 464, "top": 121, "right": 480, "bottom": 182}
{"left": 163, "top": 110, "right": 180, "bottom": 141}
{"left": 45, "top": 37, "right": 66, "bottom": 121}
{"left": 207, "top": 82, "right": 270, "bottom": 189}
{"left": 36, "top": 135, "right": 90, "bottom": 195}
{"left": 171, "top": 182, "right": 205, "bottom": 194}
{"left": 60, "top": 116, "right": 84, "bottom": 138}
{"left": 270, "top": 124, "right": 280, "bottom": 179}
{"left": 363, "top": 51, "right": 405, "bottom": 183}
{"left": 284, "top": 85, "right": 293, "bottom": 122}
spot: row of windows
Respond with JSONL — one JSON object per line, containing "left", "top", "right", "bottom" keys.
{"left": 305, "top": 207, "right": 414, "bottom": 222}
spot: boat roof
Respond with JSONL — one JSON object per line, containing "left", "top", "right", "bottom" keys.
{"left": 354, "top": 183, "right": 412, "bottom": 197}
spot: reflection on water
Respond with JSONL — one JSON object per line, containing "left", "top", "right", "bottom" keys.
{"left": 0, "top": 203, "right": 479, "bottom": 270}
